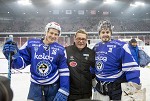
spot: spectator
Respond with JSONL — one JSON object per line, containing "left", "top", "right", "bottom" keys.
{"left": 128, "top": 38, "right": 150, "bottom": 67}
{"left": 128, "top": 38, "right": 139, "bottom": 65}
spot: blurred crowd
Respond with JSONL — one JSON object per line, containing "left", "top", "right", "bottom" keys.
{"left": 0, "top": 16, "right": 150, "bottom": 32}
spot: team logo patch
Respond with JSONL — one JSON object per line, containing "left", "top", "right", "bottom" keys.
{"left": 36, "top": 61, "right": 52, "bottom": 76}
{"left": 96, "top": 61, "right": 104, "bottom": 71}
{"left": 34, "top": 46, "right": 39, "bottom": 52}
{"left": 69, "top": 61, "right": 77, "bottom": 67}
{"left": 69, "top": 56, "right": 74, "bottom": 61}
{"left": 70, "top": 56, "right": 74, "bottom": 59}
{"left": 83, "top": 54, "right": 89, "bottom": 60}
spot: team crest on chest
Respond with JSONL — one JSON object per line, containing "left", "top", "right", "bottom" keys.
{"left": 96, "top": 60, "right": 104, "bottom": 71}
{"left": 36, "top": 61, "right": 52, "bottom": 76}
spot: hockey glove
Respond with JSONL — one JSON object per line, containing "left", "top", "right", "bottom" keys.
{"left": 2, "top": 39, "right": 19, "bottom": 60}
{"left": 53, "top": 91, "right": 68, "bottom": 101}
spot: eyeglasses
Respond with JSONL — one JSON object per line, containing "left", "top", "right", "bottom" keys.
{"left": 76, "top": 37, "right": 87, "bottom": 41}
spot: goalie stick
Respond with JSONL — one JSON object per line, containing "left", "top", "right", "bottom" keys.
{"left": 8, "top": 35, "right": 13, "bottom": 81}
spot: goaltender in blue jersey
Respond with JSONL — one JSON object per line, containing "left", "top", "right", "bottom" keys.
{"left": 3, "top": 22, "right": 70, "bottom": 101}
{"left": 91, "top": 20, "right": 140, "bottom": 101}
{"left": 94, "top": 40, "right": 140, "bottom": 83}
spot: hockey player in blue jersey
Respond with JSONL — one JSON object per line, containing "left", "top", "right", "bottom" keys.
{"left": 3, "top": 22, "right": 70, "bottom": 101}
{"left": 92, "top": 20, "right": 140, "bottom": 100}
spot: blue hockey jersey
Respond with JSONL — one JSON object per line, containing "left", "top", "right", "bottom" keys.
{"left": 93, "top": 39, "right": 140, "bottom": 84}
{"left": 12, "top": 38, "right": 70, "bottom": 95}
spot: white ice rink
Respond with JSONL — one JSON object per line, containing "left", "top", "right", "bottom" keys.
{"left": 0, "top": 49, "right": 150, "bottom": 101}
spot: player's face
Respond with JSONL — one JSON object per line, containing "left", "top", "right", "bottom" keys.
{"left": 131, "top": 42, "right": 137, "bottom": 47}
{"left": 99, "top": 28, "right": 111, "bottom": 42}
{"left": 45, "top": 28, "right": 59, "bottom": 44}
{"left": 75, "top": 33, "right": 87, "bottom": 50}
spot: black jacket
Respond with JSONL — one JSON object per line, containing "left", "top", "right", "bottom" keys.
{"left": 66, "top": 44, "right": 95, "bottom": 96}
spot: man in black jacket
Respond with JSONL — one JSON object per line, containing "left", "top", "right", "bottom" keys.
{"left": 65, "top": 29, "right": 95, "bottom": 101}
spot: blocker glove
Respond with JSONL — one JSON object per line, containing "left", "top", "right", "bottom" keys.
{"left": 53, "top": 91, "right": 68, "bottom": 101}
{"left": 2, "top": 39, "right": 19, "bottom": 60}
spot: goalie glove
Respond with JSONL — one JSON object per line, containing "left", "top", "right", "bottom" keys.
{"left": 121, "top": 82, "right": 146, "bottom": 101}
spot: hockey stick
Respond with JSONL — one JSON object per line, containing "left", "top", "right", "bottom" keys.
{"left": 8, "top": 35, "right": 13, "bottom": 82}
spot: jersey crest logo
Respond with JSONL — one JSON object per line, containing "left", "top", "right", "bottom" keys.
{"left": 36, "top": 61, "right": 52, "bottom": 76}
{"left": 96, "top": 61, "right": 104, "bottom": 71}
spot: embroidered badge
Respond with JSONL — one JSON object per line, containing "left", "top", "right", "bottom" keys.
{"left": 69, "top": 61, "right": 77, "bottom": 67}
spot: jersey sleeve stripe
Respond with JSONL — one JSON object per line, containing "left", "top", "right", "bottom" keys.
{"left": 58, "top": 88, "right": 69, "bottom": 96}
{"left": 58, "top": 68, "right": 69, "bottom": 72}
{"left": 59, "top": 73, "right": 69, "bottom": 76}
{"left": 122, "top": 67, "right": 140, "bottom": 71}
{"left": 122, "top": 62, "right": 138, "bottom": 66}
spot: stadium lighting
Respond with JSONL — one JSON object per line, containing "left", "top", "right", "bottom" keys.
{"left": 130, "top": 1, "right": 145, "bottom": 7}
{"left": 103, "top": 0, "right": 115, "bottom": 4}
{"left": 79, "top": 0, "right": 88, "bottom": 4}
{"left": 17, "top": 0, "right": 32, "bottom": 6}
{"left": 135, "top": 1, "right": 145, "bottom": 6}
{"left": 50, "top": 0, "right": 63, "bottom": 5}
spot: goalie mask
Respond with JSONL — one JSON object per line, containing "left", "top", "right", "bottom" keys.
{"left": 97, "top": 20, "right": 113, "bottom": 34}
{"left": 45, "top": 22, "right": 61, "bottom": 36}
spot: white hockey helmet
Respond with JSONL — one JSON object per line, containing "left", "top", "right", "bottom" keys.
{"left": 45, "top": 22, "right": 61, "bottom": 36}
